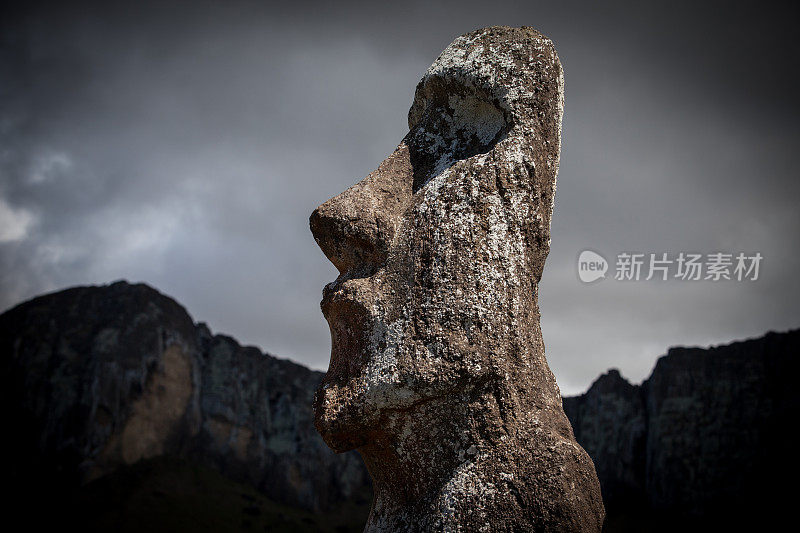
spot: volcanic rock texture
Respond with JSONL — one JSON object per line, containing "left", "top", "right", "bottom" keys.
{"left": 310, "top": 26, "right": 604, "bottom": 532}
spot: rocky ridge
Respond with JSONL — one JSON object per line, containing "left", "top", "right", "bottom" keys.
{"left": 563, "top": 329, "right": 799, "bottom": 529}
{"left": 3, "top": 279, "right": 795, "bottom": 530}
{"left": 1, "top": 280, "right": 369, "bottom": 514}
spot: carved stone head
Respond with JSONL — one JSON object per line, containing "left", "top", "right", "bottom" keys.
{"left": 310, "top": 26, "right": 603, "bottom": 531}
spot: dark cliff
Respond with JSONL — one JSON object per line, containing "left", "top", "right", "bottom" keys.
{"left": 4, "top": 281, "right": 797, "bottom": 531}
{"left": 1, "top": 281, "right": 370, "bottom": 525}
{"left": 563, "top": 329, "right": 800, "bottom": 531}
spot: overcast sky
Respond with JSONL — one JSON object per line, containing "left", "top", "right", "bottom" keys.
{"left": 2, "top": 0, "right": 798, "bottom": 395}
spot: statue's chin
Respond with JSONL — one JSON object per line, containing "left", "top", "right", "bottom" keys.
{"left": 316, "top": 425, "right": 368, "bottom": 453}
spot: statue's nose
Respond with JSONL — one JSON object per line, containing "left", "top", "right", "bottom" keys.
{"left": 310, "top": 144, "right": 414, "bottom": 276}
{"left": 309, "top": 199, "right": 386, "bottom": 276}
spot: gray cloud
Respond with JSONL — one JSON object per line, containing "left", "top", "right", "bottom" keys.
{"left": 2, "top": 0, "right": 798, "bottom": 395}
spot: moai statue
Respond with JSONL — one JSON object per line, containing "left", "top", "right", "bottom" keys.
{"left": 310, "top": 26, "right": 605, "bottom": 532}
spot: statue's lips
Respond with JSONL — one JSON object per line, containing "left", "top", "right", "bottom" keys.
{"left": 315, "top": 276, "right": 383, "bottom": 453}
{"left": 320, "top": 280, "right": 342, "bottom": 316}
{"left": 319, "top": 277, "right": 374, "bottom": 382}
{"left": 320, "top": 278, "right": 367, "bottom": 317}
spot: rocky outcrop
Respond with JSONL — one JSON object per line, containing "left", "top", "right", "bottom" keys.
{"left": 0, "top": 280, "right": 369, "bottom": 513}
{"left": 310, "top": 26, "right": 604, "bottom": 532}
{"left": 192, "top": 325, "right": 368, "bottom": 510}
{"left": 564, "top": 329, "right": 800, "bottom": 528}
{"left": 562, "top": 370, "right": 647, "bottom": 511}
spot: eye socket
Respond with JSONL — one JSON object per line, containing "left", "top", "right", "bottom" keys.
{"left": 446, "top": 94, "right": 507, "bottom": 153}
{"left": 407, "top": 78, "right": 510, "bottom": 192}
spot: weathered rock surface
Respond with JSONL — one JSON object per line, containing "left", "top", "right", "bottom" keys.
{"left": 563, "top": 329, "right": 800, "bottom": 529}
{"left": 1, "top": 280, "right": 369, "bottom": 513}
{"left": 310, "top": 26, "right": 604, "bottom": 531}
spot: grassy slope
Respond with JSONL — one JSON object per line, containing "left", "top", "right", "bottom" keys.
{"left": 43, "top": 456, "right": 371, "bottom": 532}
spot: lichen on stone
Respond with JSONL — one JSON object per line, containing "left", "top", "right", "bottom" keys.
{"left": 310, "top": 26, "right": 604, "bottom": 531}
